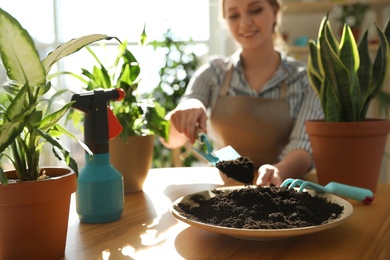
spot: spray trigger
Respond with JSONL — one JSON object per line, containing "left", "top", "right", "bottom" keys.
{"left": 108, "top": 107, "right": 122, "bottom": 140}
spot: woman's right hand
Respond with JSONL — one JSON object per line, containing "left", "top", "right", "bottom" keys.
{"left": 169, "top": 98, "right": 208, "bottom": 144}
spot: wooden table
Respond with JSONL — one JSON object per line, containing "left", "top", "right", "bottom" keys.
{"left": 64, "top": 167, "right": 390, "bottom": 260}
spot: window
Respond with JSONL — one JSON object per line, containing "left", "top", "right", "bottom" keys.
{"left": 0, "top": 0, "right": 212, "bottom": 166}
{"left": 0, "top": 0, "right": 211, "bottom": 96}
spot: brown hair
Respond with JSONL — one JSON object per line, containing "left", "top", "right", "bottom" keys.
{"left": 220, "top": 0, "right": 281, "bottom": 19}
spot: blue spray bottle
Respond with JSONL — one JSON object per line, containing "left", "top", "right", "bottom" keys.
{"left": 71, "top": 88, "right": 125, "bottom": 223}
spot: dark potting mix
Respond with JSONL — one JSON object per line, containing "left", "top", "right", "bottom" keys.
{"left": 215, "top": 157, "right": 255, "bottom": 185}
{"left": 174, "top": 185, "right": 344, "bottom": 229}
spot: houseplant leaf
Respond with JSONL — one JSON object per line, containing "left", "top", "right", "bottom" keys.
{"left": 338, "top": 24, "right": 360, "bottom": 121}
{"left": 0, "top": 167, "right": 8, "bottom": 185}
{"left": 42, "top": 34, "right": 118, "bottom": 74}
{"left": 307, "top": 40, "right": 322, "bottom": 96}
{"left": 370, "top": 25, "right": 390, "bottom": 100}
{"left": 357, "top": 30, "right": 372, "bottom": 118}
{"left": 38, "top": 102, "right": 74, "bottom": 131}
{"left": 34, "top": 127, "right": 78, "bottom": 174}
{"left": 4, "top": 83, "right": 29, "bottom": 121}
{"left": 324, "top": 18, "right": 339, "bottom": 54}
{"left": 0, "top": 9, "right": 45, "bottom": 87}
{"left": 0, "top": 120, "right": 25, "bottom": 153}
{"left": 52, "top": 124, "right": 93, "bottom": 157}
{"left": 0, "top": 102, "right": 37, "bottom": 153}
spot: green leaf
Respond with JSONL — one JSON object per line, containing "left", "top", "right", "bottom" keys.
{"left": 34, "top": 127, "right": 77, "bottom": 173}
{"left": 0, "top": 167, "right": 8, "bottom": 185}
{"left": 0, "top": 120, "right": 24, "bottom": 153}
{"left": 67, "top": 156, "right": 79, "bottom": 176}
{"left": 0, "top": 102, "right": 37, "bottom": 153}
{"left": 139, "top": 23, "right": 148, "bottom": 46}
{"left": 319, "top": 19, "right": 356, "bottom": 121}
{"left": 28, "top": 110, "right": 43, "bottom": 126}
{"left": 370, "top": 25, "right": 390, "bottom": 99}
{"left": 92, "top": 65, "right": 111, "bottom": 89}
{"left": 383, "top": 17, "right": 390, "bottom": 44}
{"left": 357, "top": 31, "right": 373, "bottom": 118}
{"left": 53, "top": 124, "right": 93, "bottom": 157}
{"left": 144, "top": 101, "right": 170, "bottom": 140}
{"left": 3, "top": 83, "right": 19, "bottom": 96}
{"left": 307, "top": 40, "right": 322, "bottom": 96}
{"left": 357, "top": 31, "right": 372, "bottom": 98}
{"left": 359, "top": 24, "right": 389, "bottom": 119}
{"left": 324, "top": 19, "right": 339, "bottom": 55}
{"left": 0, "top": 8, "right": 46, "bottom": 87}
{"left": 39, "top": 102, "right": 74, "bottom": 131}
{"left": 339, "top": 24, "right": 359, "bottom": 74}
{"left": 324, "top": 82, "right": 341, "bottom": 122}
{"left": 42, "top": 34, "right": 119, "bottom": 74}
{"left": 339, "top": 24, "right": 361, "bottom": 120}
{"left": 4, "top": 83, "right": 28, "bottom": 121}
{"left": 38, "top": 81, "right": 52, "bottom": 97}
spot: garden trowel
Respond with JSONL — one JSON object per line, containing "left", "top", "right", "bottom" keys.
{"left": 191, "top": 132, "right": 240, "bottom": 166}
{"left": 191, "top": 132, "right": 254, "bottom": 184}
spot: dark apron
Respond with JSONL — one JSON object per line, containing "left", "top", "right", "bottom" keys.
{"left": 209, "top": 62, "right": 294, "bottom": 172}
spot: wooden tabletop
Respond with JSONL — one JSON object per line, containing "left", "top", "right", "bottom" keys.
{"left": 64, "top": 167, "right": 390, "bottom": 260}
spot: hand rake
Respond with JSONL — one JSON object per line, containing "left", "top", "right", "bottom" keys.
{"left": 281, "top": 178, "right": 374, "bottom": 204}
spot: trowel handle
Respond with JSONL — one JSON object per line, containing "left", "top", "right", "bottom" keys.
{"left": 195, "top": 128, "right": 205, "bottom": 141}
{"left": 196, "top": 130, "right": 213, "bottom": 154}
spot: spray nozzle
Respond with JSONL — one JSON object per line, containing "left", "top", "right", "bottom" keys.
{"left": 71, "top": 88, "right": 124, "bottom": 154}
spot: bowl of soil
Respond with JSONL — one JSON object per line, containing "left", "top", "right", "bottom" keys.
{"left": 172, "top": 185, "right": 353, "bottom": 241}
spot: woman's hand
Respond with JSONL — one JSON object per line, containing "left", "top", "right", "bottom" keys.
{"left": 255, "top": 150, "right": 312, "bottom": 186}
{"left": 169, "top": 98, "right": 208, "bottom": 144}
{"left": 256, "top": 164, "right": 283, "bottom": 186}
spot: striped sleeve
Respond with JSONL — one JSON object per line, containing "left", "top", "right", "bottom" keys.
{"left": 180, "top": 57, "right": 227, "bottom": 108}
{"left": 280, "top": 67, "right": 324, "bottom": 160}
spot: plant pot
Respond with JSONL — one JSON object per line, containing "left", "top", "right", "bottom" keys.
{"left": 306, "top": 119, "right": 390, "bottom": 192}
{"left": 0, "top": 167, "right": 76, "bottom": 260}
{"left": 109, "top": 135, "right": 155, "bottom": 193}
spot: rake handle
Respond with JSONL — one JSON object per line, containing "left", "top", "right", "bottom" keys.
{"left": 326, "top": 182, "right": 374, "bottom": 204}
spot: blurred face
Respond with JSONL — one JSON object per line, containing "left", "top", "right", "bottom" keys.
{"left": 223, "top": 0, "right": 278, "bottom": 50}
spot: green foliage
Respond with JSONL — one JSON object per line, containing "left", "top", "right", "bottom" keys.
{"left": 307, "top": 15, "right": 390, "bottom": 122}
{"left": 0, "top": 8, "right": 111, "bottom": 184}
{"left": 149, "top": 29, "right": 202, "bottom": 167}
{"left": 57, "top": 39, "right": 170, "bottom": 141}
{"left": 150, "top": 29, "right": 201, "bottom": 112}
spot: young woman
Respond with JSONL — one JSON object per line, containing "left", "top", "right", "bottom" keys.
{"left": 161, "top": 0, "right": 323, "bottom": 186}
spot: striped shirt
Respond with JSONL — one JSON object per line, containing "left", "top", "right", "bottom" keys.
{"left": 181, "top": 49, "right": 324, "bottom": 161}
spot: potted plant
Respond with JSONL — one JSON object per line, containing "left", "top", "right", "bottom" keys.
{"left": 0, "top": 8, "right": 115, "bottom": 259}
{"left": 306, "top": 15, "right": 390, "bottom": 192}
{"left": 57, "top": 32, "right": 170, "bottom": 193}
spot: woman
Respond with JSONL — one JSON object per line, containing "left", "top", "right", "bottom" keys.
{"left": 161, "top": 0, "right": 323, "bottom": 186}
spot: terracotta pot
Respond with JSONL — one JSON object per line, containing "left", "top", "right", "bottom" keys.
{"left": 0, "top": 167, "right": 76, "bottom": 260}
{"left": 109, "top": 135, "right": 155, "bottom": 193}
{"left": 306, "top": 119, "right": 390, "bottom": 192}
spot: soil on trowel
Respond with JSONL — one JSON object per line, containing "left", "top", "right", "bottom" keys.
{"left": 215, "top": 156, "right": 254, "bottom": 185}
{"left": 174, "top": 185, "right": 344, "bottom": 229}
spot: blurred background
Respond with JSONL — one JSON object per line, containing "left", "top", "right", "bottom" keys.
{"left": 0, "top": 0, "right": 389, "bottom": 181}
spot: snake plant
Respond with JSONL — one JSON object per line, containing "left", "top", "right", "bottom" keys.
{"left": 0, "top": 8, "right": 115, "bottom": 184}
{"left": 307, "top": 15, "right": 390, "bottom": 122}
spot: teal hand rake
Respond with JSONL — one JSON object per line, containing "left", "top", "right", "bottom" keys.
{"left": 281, "top": 178, "right": 374, "bottom": 204}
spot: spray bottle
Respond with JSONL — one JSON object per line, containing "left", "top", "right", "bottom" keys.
{"left": 71, "top": 88, "right": 125, "bottom": 223}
